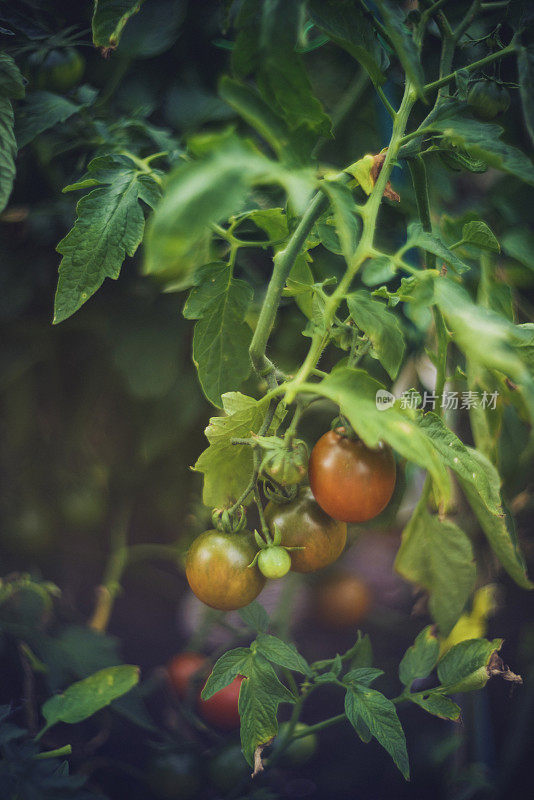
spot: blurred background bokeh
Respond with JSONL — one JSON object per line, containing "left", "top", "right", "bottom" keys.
{"left": 1, "top": 1, "right": 534, "bottom": 798}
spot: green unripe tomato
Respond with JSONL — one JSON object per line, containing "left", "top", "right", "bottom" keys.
{"left": 261, "top": 440, "right": 308, "bottom": 488}
{"left": 147, "top": 753, "right": 201, "bottom": 800}
{"left": 208, "top": 744, "right": 249, "bottom": 792}
{"left": 467, "top": 79, "right": 510, "bottom": 120}
{"left": 28, "top": 48, "right": 85, "bottom": 93}
{"left": 273, "top": 722, "right": 317, "bottom": 766}
{"left": 258, "top": 546, "right": 291, "bottom": 579}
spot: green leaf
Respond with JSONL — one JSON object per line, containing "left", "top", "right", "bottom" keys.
{"left": 305, "top": 368, "right": 451, "bottom": 507}
{"left": 16, "top": 91, "right": 85, "bottom": 148}
{"left": 193, "top": 392, "right": 284, "bottom": 508}
{"left": 347, "top": 291, "right": 406, "bottom": 379}
{"left": 308, "top": 0, "right": 387, "bottom": 86}
{"left": 406, "top": 222, "right": 470, "bottom": 272}
{"left": 219, "top": 76, "right": 311, "bottom": 165}
{"left": 345, "top": 687, "right": 410, "bottom": 779}
{"left": 54, "top": 154, "right": 161, "bottom": 323}
{"left": 419, "top": 413, "right": 532, "bottom": 589}
{"left": 345, "top": 631, "right": 374, "bottom": 668}
{"left": 255, "top": 633, "right": 311, "bottom": 676}
{"left": 344, "top": 667, "right": 384, "bottom": 687}
{"left": 434, "top": 279, "right": 534, "bottom": 423}
{"left": 502, "top": 227, "right": 534, "bottom": 270}
{"left": 437, "top": 638, "right": 503, "bottom": 693}
{"left": 144, "top": 135, "right": 313, "bottom": 281}
{"left": 409, "top": 692, "right": 461, "bottom": 720}
{"left": 183, "top": 263, "right": 253, "bottom": 407}
{"left": 201, "top": 648, "right": 252, "bottom": 699}
{"left": 257, "top": 0, "right": 331, "bottom": 138}
{"left": 0, "top": 53, "right": 26, "bottom": 100}
{"left": 518, "top": 46, "right": 534, "bottom": 147}
{"left": 239, "top": 655, "right": 295, "bottom": 766}
{"left": 238, "top": 601, "right": 269, "bottom": 633}
{"left": 462, "top": 221, "right": 500, "bottom": 253}
{"left": 375, "top": 0, "right": 425, "bottom": 101}
{"left": 288, "top": 252, "right": 315, "bottom": 320}
{"left": 429, "top": 113, "right": 534, "bottom": 185}
{"left": 0, "top": 97, "right": 16, "bottom": 215}
{"left": 0, "top": 54, "right": 25, "bottom": 215}
{"left": 321, "top": 180, "right": 361, "bottom": 264}
{"left": 245, "top": 207, "right": 289, "bottom": 242}
{"left": 40, "top": 665, "right": 139, "bottom": 734}
{"left": 92, "top": 0, "right": 144, "bottom": 50}
{"left": 395, "top": 507, "right": 475, "bottom": 635}
{"left": 204, "top": 644, "right": 295, "bottom": 765}
{"left": 399, "top": 626, "right": 440, "bottom": 687}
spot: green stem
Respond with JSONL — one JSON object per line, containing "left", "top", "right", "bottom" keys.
{"left": 291, "top": 712, "right": 346, "bottom": 740}
{"left": 409, "top": 156, "right": 436, "bottom": 269}
{"left": 248, "top": 191, "right": 330, "bottom": 385}
{"left": 88, "top": 503, "right": 131, "bottom": 632}
{"left": 376, "top": 86, "right": 397, "bottom": 120}
{"left": 423, "top": 43, "right": 517, "bottom": 93}
{"left": 254, "top": 486, "right": 270, "bottom": 538}
{"left": 34, "top": 745, "right": 72, "bottom": 760}
{"left": 285, "top": 82, "right": 417, "bottom": 403}
{"left": 454, "top": 0, "right": 481, "bottom": 42}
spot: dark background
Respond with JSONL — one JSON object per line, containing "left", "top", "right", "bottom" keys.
{"left": 1, "top": 1, "right": 534, "bottom": 799}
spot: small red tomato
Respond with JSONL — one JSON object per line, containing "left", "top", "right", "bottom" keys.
{"left": 198, "top": 676, "right": 243, "bottom": 730}
{"left": 167, "top": 652, "right": 208, "bottom": 699}
{"left": 308, "top": 430, "right": 396, "bottom": 523}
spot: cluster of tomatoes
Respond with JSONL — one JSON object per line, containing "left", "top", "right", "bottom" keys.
{"left": 185, "top": 427, "right": 396, "bottom": 612}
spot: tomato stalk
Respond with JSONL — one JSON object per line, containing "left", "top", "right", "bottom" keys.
{"left": 284, "top": 81, "right": 418, "bottom": 404}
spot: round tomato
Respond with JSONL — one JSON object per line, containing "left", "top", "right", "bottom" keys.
{"left": 265, "top": 487, "right": 347, "bottom": 573}
{"left": 467, "top": 79, "right": 510, "bottom": 120}
{"left": 208, "top": 744, "right": 249, "bottom": 792}
{"left": 167, "top": 652, "right": 208, "bottom": 699}
{"left": 185, "top": 530, "right": 265, "bottom": 610}
{"left": 258, "top": 546, "right": 291, "bottom": 579}
{"left": 273, "top": 722, "right": 317, "bottom": 766}
{"left": 308, "top": 430, "right": 396, "bottom": 523}
{"left": 28, "top": 48, "right": 85, "bottom": 93}
{"left": 315, "top": 572, "right": 371, "bottom": 628}
{"left": 198, "top": 675, "right": 243, "bottom": 729}
{"left": 147, "top": 753, "right": 201, "bottom": 800}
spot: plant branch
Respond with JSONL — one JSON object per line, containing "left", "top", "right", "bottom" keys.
{"left": 423, "top": 43, "right": 517, "bottom": 93}
{"left": 248, "top": 191, "right": 330, "bottom": 386}
{"left": 88, "top": 502, "right": 131, "bottom": 633}
{"left": 284, "top": 82, "right": 417, "bottom": 403}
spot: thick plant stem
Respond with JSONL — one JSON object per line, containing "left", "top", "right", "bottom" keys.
{"left": 248, "top": 191, "right": 329, "bottom": 385}
{"left": 285, "top": 82, "right": 417, "bottom": 402}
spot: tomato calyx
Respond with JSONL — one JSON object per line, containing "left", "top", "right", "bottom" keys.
{"left": 211, "top": 504, "right": 246, "bottom": 533}
{"left": 329, "top": 416, "right": 357, "bottom": 440}
{"left": 255, "top": 434, "right": 309, "bottom": 488}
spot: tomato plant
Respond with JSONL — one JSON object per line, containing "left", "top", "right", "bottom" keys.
{"left": 1, "top": 0, "right": 534, "bottom": 798}
{"left": 308, "top": 429, "right": 396, "bottom": 522}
